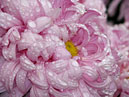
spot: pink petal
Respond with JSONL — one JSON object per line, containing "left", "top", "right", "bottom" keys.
{"left": 0, "top": 82, "right": 6, "bottom": 93}
{"left": 2, "top": 43, "right": 16, "bottom": 60}
{"left": 49, "top": 86, "right": 72, "bottom": 97}
{"left": 28, "top": 64, "right": 48, "bottom": 89}
{"left": 53, "top": 46, "right": 71, "bottom": 60}
{"left": 9, "top": 87, "right": 23, "bottom": 97}
{"left": 30, "top": 86, "right": 50, "bottom": 97}
{"left": 18, "top": 30, "right": 43, "bottom": 51}
{"left": 16, "top": 69, "right": 31, "bottom": 93}
{"left": 20, "top": 54, "right": 36, "bottom": 71}
{"left": 81, "top": 66, "right": 99, "bottom": 82}
{"left": 0, "top": 91, "right": 9, "bottom": 97}
{"left": 79, "top": 10, "right": 101, "bottom": 24}
{"left": 0, "top": 12, "right": 22, "bottom": 29}
{"left": 7, "top": 65, "right": 20, "bottom": 91}
{"left": 0, "top": 27, "right": 6, "bottom": 37}
{"left": 27, "top": 16, "right": 52, "bottom": 33}
{"left": 12, "top": 0, "right": 43, "bottom": 23}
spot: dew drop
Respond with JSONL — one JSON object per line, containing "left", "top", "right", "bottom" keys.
{"left": 7, "top": 16, "right": 12, "bottom": 21}
{"left": 30, "top": 14, "right": 33, "bottom": 17}
{"left": 28, "top": 21, "right": 36, "bottom": 28}
{"left": 36, "top": 7, "right": 40, "bottom": 12}
{"left": 21, "top": 0, "right": 29, "bottom": 7}
{"left": 7, "top": 22, "right": 11, "bottom": 26}
{"left": 0, "top": 13, "right": 4, "bottom": 17}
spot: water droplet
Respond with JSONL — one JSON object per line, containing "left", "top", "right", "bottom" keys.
{"left": 12, "top": 17, "right": 15, "bottom": 20}
{"left": 7, "top": 16, "right": 12, "bottom": 21}
{"left": 7, "top": 22, "right": 11, "bottom": 25}
{"left": 25, "top": 13, "right": 29, "bottom": 16}
{"left": 1, "top": 24, "right": 4, "bottom": 27}
{"left": 0, "top": 13, "right": 4, "bottom": 17}
{"left": 1, "top": 5, "right": 4, "bottom": 8}
{"left": 21, "top": 0, "right": 29, "bottom": 7}
{"left": 30, "top": 14, "right": 33, "bottom": 17}
{"left": 9, "top": 8, "right": 12, "bottom": 11}
{"left": 36, "top": 7, "right": 40, "bottom": 12}
{"left": 28, "top": 21, "right": 36, "bottom": 28}
{"left": 1, "top": 19, "right": 5, "bottom": 22}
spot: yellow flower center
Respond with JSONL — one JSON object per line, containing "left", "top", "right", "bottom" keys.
{"left": 65, "top": 40, "right": 78, "bottom": 57}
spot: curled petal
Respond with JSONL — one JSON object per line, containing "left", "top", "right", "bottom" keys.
{"left": 0, "top": 12, "right": 22, "bottom": 29}
{"left": 27, "top": 16, "right": 52, "bottom": 33}
{"left": 72, "top": 28, "right": 85, "bottom": 45}
{"left": 9, "top": 27, "right": 20, "bottom": 43}
{"left": 68, "top": 59, "right": 82, "bottom": 79}
{"left": 86, "top": 76, "right": 115, "bottom": 90}
{"left": 121, "top": 79, "right": 129, "bottom": 94}
{"left": 120, "top": 92, "right": 129, "bottom": 97}
{"left": 9, "top": 87, "right": 23, "bottom": 97}
{"left": 0, "top": 91, "right": 9, "bottom": 97}
{"left": 16, "top": 69, "right": 31, "bottom": 93}
{"left": 49, "top": 86, "right": 72, "bottom": 97}
{"left": 70, "top": 89, "right": 82, "bottom": 97}
{"left": 81, "top": 66, "right": 99, "bottom": 82}
{"left": 0, "top": 0, "right": 21, "bottom": 19}
{"left": 7, "top": 65, "right": 20, "bottom": 91}
{"left": 46, "top": 70, "right": 68, "bottom": 89}
{"left": 84, "top": 0, "right": 106, "bottom": 14}
{"left": 79, "top": 10, "right": 101, "bottom": 24}
{"left": 79, "top": 80, "right": 92, "bottom": 97}
{"left": 2, "top": 43, "right": 16, "bottom": 60}
{"left": 47, "top": 25, "right": 69, "bottom": 41}
{"left": 0, "top": 27, "right": 6, "bottom": 37}
{"left": 41, "top": 34, "right": 65, "bottom": 61}
{"left": 28, "top": 64, "right": 48, "bottom": 89}
{"left": 2, "top": 27, "right": 20, "bottom": 46}
{"left": 72, "top": 27, "right": 90, "bottom": 47}
{"left": 30, "top": 86, "right": 50, "bottom": 97}
{"left": 13, "top": 0, "right": 43, "bottom": 23}
{"left": 38, "top": 0, "right": 52, "bottom": 16}
{"left": 53, "top": 46, "right": 71, "bottom": 60}
{"left": 18, "top": 30, "right": 43, "bottom": 50}
{"left": 85, "top": 43, "right": 98, "bottom": 55}
{"left": 20, "top": 55, "right": 36, "bottom": 71}
{"left": 46, "top": 59, "right": 68, "bottom": 73}
{"left": 46, "top": 60, "right": 81, "bottom": 89}
{"left": 26, "top": 42, "right": 43, "bottom": 61}
{"left": 0, "top": 61, "right": 20, "bottom": 91}
{"left": 52, "top": 0, "right": 74, "bottom": 10}
{"left": 0, "top": 61, "right": 17, "bottom": 84}
{"left": 0, "top": 82, "right": 6, "bottom": 93}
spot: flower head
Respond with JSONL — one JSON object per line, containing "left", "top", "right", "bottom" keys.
{"left": 0, "top": 0, "right": 129, "bottom": 97}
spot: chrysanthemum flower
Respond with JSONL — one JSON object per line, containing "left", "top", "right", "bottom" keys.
{"left": 0, "top": 0, "right": 128, "bottom": 97}
{"left": 106, "top": 24, "right": 129, "bottom": 97}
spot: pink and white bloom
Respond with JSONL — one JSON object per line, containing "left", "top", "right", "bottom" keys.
{"left": 0, "top": 0, "right": 128, "bottom": 97}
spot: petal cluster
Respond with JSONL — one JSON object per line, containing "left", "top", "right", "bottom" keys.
{"left": 0, "top": 0, "right": 129, "bottom": 97}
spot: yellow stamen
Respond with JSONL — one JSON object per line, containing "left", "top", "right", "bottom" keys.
{"left": 65, "top": 40, "right": 78, "bottom": 57}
